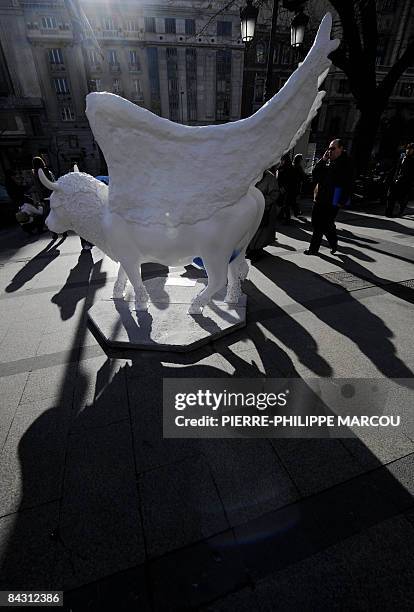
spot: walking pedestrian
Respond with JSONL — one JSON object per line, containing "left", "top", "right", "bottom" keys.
{"left": 292, "top": 154, "right": 307, "bottom": 216}
{"left": 247, "top": 166, "right": 279, "bottom": 262}
{"left": 277, "top": 154, "right": 296, "bottom": 223}
{"left": 385, "top": 143, "right": 414, "bottom": 217}
{"left": 305, "top": 139, "right": 353, "bottom": 256}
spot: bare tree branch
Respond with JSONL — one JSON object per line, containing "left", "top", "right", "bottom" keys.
{"left": 359, "top": 0, "right": 377, "bottom": 73}
{"left": 377, "top": 37, "right": 414, "bottom": 103}
{"left": 328, "top": 0, "right": 363, "bottom": 60}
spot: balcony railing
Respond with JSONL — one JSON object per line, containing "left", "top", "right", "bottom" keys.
{"left": 49, "top": 63, "right": 66, "bottom": 73}
{"left": 0, "top": 96, "right": 44, "bottom": 109}
{"left": 27, "top": 27, "right": 72, "bottom": 40}
{"left": 100, "top": 29, "right": 121, "bottom": 38}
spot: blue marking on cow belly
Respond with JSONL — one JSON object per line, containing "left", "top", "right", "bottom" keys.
{"left": 192, "top": 250, "right": 240, "bottom": 269}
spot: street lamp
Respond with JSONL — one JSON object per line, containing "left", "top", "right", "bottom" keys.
{"left": 290, "top": 9, "right": 309, "bottom": 49}
{"left": 240, "top": 0, "right": 259, "bottom": 43}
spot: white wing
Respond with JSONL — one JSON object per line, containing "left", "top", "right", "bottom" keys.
{"left": 86, "top": 13, "right": 339, "bottom": 227}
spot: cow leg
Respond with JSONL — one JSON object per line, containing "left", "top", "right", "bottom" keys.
{"left": 120, "top": 259, "right": 149, "bottom": 311}
{"left": 225, "top": 188, "right": 263, "bottom": 303}
{"left": 188, "top": 253, "right": 229, "bottom": 314}
{"left": 112, "top": 264, "right": 128, "bottom": 298}
{"left": 225, "top": 253, "right": 248, "bottom": 304}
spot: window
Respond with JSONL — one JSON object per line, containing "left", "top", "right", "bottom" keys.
{"left": 103, "top": 16, "right": 115, "bottom": 31}
{"left": 30, "top": 115, "right": 43, "bottom": 136}
{"left": 337, "top": 79, "right": 350, "bottom": 94}
{"left": 129, "top": 50, "right": 140, "bottom": 68}
{"left": 217, "top": 21, "right": 232, "bottom": 38}
{"left": 108, "top": 49, "right": 118, "bottom": 65}
{"left": 216, "top": 49, "right": 231, "bottom": 121}
{"left": 89, "top": 79, "right": 101, "bottom": 92}
{"left": 0, "top": 113, "right": 18, "bottom": 131}
{"left": 48, "top": 48, "right": 63, "bottom": 64}
{"left": 186, "top": 48, "right": 197, "bottom": 121}
{"left": 145, "top": 17, "right": 156, "bottom": 33}
{"left": 376, "top": 35, "right": 387, "bottom": 65}
{"left": 112, "top": 79, "right": 120, "bottom": 93}
{"left": 165, "top": 18, "right": 176, "bottom": 34}
{"left": 185, "top": 19, "right": 195, "bottom": 35}
{"left": 53, "top": 77, "right": 69, "bottom": 94}
{"left": 132, "top": 78, "right": 143, "bottom": 99}
{"left": 147, "top": 47, "right": 161, "bottom": 113}
{"left": 400, "top": 82, "right": 414, "bottom": 97}
{"left": 382, "top": 0, "right": 396, "bottom": 12}
{"left": 41, "top": 16, "right": 57, "bottom": 29}
{"left": 254, "top": 76, "right": 264, "bottom": 102}
{"left": 132, "top": 79, "right": 142, "bottom": 93}
{"left": 0, "top": 42, "right": 13, "bottom": 96}
{"left": 89, "top": 49, "right": 99, "bottom": 65}
{"left": 281, "top": 45, "right": 293, "bottom": 65}
{"left": 61, "top": 106, "right": 75, "bottom": 121}
{"left": 256, "top": 42, "right": 266, "bottom": 64}
{"left": 125, "top": 19, "right": 139, "bottom": 32}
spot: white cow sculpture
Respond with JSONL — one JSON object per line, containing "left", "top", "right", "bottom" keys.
{"left": 40, "top": 14, "right": 339, "bottom": 315}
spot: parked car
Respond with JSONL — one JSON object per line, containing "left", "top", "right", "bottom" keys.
{"left": 0, "top": 184, "right": 17, "bottom": 227}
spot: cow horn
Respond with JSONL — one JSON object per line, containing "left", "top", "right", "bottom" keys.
{"left": 73, "top": 164, "right": 80, "bottom": 173}
{"left": 38, "top": 168, "right": 60, "bottom": 191}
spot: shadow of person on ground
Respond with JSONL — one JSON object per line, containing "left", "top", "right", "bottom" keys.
{"left": 339, "top": 210, "right": 414, "bottom": 238}
{"left": 51, "top": 250, "right": 95, "bottom": 320}
{"left": 255, "top": 254, "right": 414, "bottom": 380}
{"left": 5, "top": 236, "right": 66, "bottom": 293}
{"left": 242, "top": 279, "right": 333, "bottom": 378}
{"left": 320, "top": 253, "right": 414, "bottom": 306}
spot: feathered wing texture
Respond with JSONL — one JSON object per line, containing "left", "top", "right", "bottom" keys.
{"left": 86, "top": 13, "right": 339, "bottom": 227}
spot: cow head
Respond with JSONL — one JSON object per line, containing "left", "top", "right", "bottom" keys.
{"left": 38, "top": 166, "right": 107, "bottom": 235}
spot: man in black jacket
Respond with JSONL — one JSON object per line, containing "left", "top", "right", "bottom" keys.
{"left": 385, "top": 143, "right": 414, "bottom": 217}
{"left": 305, "top": 139, "right": 353, "bottom": 255}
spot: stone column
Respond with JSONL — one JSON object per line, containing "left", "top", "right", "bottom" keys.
{"left": 177, "top": 46, "right": 187, "bottom": 123}
{"left": 204, "top": 50, "right": 216, "bottom": 122}
{"left": 230, "top": 50, "right": 243, "bottom": 120}
{"left": 157, "top": 47, "right": 170, "bottom": 119}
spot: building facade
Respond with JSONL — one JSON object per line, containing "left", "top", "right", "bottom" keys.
{"left": 241, "top": 0, "right": 414, "bottom": 165}
{"left": 311, "top": 0, "right": 414, "bottom": 161}
{"left": 0, "top": 0, "right": 245, "bottom": 178}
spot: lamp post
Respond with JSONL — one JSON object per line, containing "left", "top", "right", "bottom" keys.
{"left": 240, "top": 0, "right": 259, "bottom": 43}
{"left": 290, "top": 9, "right": 309, "bottom": 51}
{"left": 180, "top": 89, "right": 184, "bottom": 124}
{"left": 240, "top": 1, "right": 309, "bottom": 105}
{"left": 263, "top": 1, "right": 280, "bottom": 101}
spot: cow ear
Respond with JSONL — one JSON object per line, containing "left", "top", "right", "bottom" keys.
{"left": 73, "top": 164, "right": 80, "bottom": 173}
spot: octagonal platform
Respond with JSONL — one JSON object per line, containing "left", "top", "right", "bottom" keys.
{"left": 88, "top": 276, "right": 247, "bottom": 352}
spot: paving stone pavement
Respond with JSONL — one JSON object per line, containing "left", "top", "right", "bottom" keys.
{"left": 0, "top": 201, "right": 413, "bottom": 609}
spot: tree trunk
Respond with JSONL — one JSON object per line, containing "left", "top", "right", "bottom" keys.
{"left": 350, "top": 106, "right": 383, "bottom": 174}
